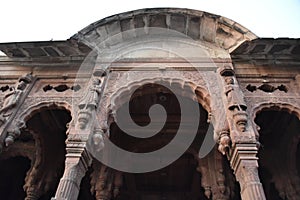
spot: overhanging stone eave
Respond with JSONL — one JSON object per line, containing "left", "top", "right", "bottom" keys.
{"left": 231, "top": 38, "right": 300, "bottom": 65}
{"left": 0, "top": 40, "right": 92, "bottom": 58}
{"left": 71, "top": 7, "right": 257, "bottom": 52}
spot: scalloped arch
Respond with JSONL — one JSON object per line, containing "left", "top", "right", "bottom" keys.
{"left": 251, "top": 102, "right": 300, "bottom": 136}
{"left": 109, "top": 77, "right": 211, "bottom": 114}
{"left": 18, "top": 101, "right": 72, "bottom": 123}
{"left": 251, "top": 102, "right": 300, "bottom": 197}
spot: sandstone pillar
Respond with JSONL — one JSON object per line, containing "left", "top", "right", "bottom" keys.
{"left": 230, "top": 144, "right": 266, "bottom": 200}
{"left": 52, "top": 135, "right": 92, "bottom": 200}
{"left": 217, "top": 65, "right": 266, "bottom": 200}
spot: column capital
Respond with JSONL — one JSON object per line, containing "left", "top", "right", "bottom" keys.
{"left": 230, "top": 143, "right": 258, "bottom": 172}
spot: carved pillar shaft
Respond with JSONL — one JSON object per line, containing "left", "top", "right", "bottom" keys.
{"left": 54, "top": 162, "right": 84, "bottom": 199}
{"left": 52, "top": 140, "right": 91, "bottom": 200}
{"left": 230, "top": 144, "right": 266, "bottom": 200}
{"left": 25, "top": 188, "right": 41, "bottom": 200}
{"left": 217, "top": 65, "right": 266, "bottom": 200}
{"left": 237, "top": 161, "right": 265, "bottom": 200}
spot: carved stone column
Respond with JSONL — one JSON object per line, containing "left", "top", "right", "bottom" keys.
{"left": 217, "top": 65, "right": 266, "bottom": 200}
{"left": 231, "top": 144, "right": 265, "bottom": 200}
{"left": 52, "top": 133, "right": 92, "bottom": 200}
{"left": 53, "top": 71, "right": 107, "bottom": 199}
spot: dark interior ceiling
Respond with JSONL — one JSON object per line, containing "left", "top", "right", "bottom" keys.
{"left": 110, "top": 83, "right": 210, "bottom": 200}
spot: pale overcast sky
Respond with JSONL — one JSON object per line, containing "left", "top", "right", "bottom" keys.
{"left": 0, "top": 0, "right": 299, "bottom": 43}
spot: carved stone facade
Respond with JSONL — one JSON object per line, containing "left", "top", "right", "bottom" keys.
{"left": 0, "top": 8, "right": 299, "bottom": 200}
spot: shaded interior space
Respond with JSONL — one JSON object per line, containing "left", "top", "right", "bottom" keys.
{"left": 0, "top": 156, "right": 31, "bottom": 200}
{"left": 118, "top": 153, "right": 207, "bottom": 200}
{"left": 222, "top": 155, "right": 242, "bottom": 200}
{"left": 26, "top": 108, "right": 71, "bottom": 199}
{"left": 108, "top": 84, "right": 240, "bottom": 200}
{"left": 78, "top": 167, "right": 95, "bottom": 200}
{"left": 110, "top": 83, "right": 209, "bottom": 154}
{"left": 255, "top": 109, "right": 300, "bottom": 200}
{"left": 110, "top": 84, "right": 208, "bottom": 199}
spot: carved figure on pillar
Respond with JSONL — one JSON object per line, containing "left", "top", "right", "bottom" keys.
{"left": 223, "top": 76, "right": 248, "bottom": 132}
{"left": 0, "top": 73, "right": 33, "bottom": 115}
{"left": 92, "top": 128, "right": 105, "bottom": 152}
{"left": 78, "top": 78, "right": 102, "bottom": 110}
{"left": 77, "top": 78, "right": 102, "bottom": 129}
{"left": 218, "top": 130, "right": 231, "bottom": 155}
{"left": 87, "top": 127, "right": 105, "bottom": 156}
{"left": 5, "top": 120, "right": 26, "bottom": 146}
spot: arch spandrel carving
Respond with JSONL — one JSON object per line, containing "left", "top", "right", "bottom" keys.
{"left": 97, "top": 70, "right": 230, "bottom": 146}
{"left": 98, "top": 70, "right": 211, "bottom": 126}
{"left": 16, "top": 100, "right": 72, "bottom": 123}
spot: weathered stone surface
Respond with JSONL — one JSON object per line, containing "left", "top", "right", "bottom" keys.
{"left": 0, "top": 7, "right": 299, "bottom": 200}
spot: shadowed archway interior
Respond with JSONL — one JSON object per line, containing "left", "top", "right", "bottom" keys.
{"left": 0, "top": 108, "right": 71, "bottom": 200}
{"left": 255, "top": 109, "right": 300, "bottom": 200}
{"left": 27, "top": 109, "right": 71, "bottom": 199}
{"left": 0, "top": 156, "right": 31, "bottom": 200}
{"left": 107, "top": 83, "right": 241, "bottom": 200}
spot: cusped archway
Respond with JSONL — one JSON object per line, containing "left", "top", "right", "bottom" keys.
{"left": 253, "top": 103, "right": 300, "bottom": 200}
{"left": 97, "top": 81, "right": 241, "bottom": 200}
{"left": 16, "top": 101, "right": 72, "bottom": 200}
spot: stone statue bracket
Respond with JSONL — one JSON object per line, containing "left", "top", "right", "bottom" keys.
{"left": 92, "top": 128, "right": 105, "bottom": 152}
{"left": 5, "top": 120, "right": 26, "bottom": 147}
{"left": 218, "top": 130, "right": 231, "bottom": 156}
{"left": 86, "top": 128, "right": 105, "bottom": 160}
{"left": 0, "top": 73, "right": 33, "bottom": 116}
{"left": 77, "top": 78, "right": 103, "bottom": 130}
{"left": 223, "top": 75, "right": 248, "bottom": 132}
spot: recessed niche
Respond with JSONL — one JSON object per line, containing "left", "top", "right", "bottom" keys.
{"left": 246, "top": 84, "right": 288, "bottom": 93}
{"left": 43, "top": 84, "right": 81, "bottom": 92}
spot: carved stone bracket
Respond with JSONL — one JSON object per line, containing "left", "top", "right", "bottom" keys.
{"left": 217, "top": 65, "right": 259, "bottom": 146}
{"left": 0, "top": 73, "right": 35, "bottom": 151}
{"left": 218, "top": 130, "right": 231, "bottom": 156}
{"left": 77, "top": 76, "right": 104, "bottom": 130}
{"left": 201, "top": 71, "right": 231, "bottom": 147}
{"left": 5, "top": 120, "right": 26, "bottom": 147}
